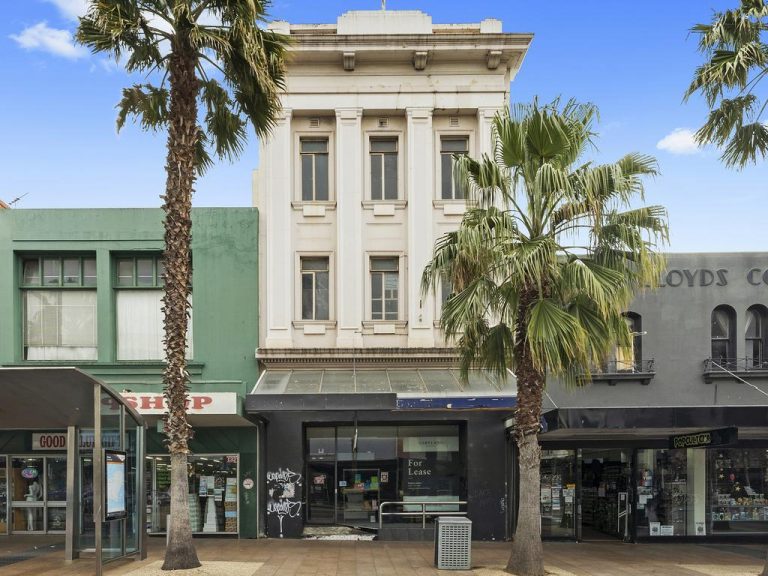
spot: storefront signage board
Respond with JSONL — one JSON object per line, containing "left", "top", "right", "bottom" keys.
{"left": 32, "top": 431, "right": 121, "bottom": 451}
{"left": 668, "top": 427, "right": 737, "bottom": 449}
{"left": 120, "top": 392, "right": 238, "bottom": 415}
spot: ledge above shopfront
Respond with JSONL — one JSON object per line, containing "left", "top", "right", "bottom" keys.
{"left": 247, "top": 367, "right": 517, "bottom": 412}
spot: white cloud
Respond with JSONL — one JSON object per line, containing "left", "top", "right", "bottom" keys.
{"left": 656, "top": 128, "right": 701, "bottom": 155}
{"left": 44, "top": 0, "right": 89, "bottom": 21}
{"left": 10, "top": 22, "right": 86, "bottom": 59}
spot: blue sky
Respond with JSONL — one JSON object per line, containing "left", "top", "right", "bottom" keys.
{"left": 1, "top": 1, "right": 766, "bottom": 252}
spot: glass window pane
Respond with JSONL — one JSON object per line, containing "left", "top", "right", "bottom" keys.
{"left": 301, "top": 155, "right": 314, "bottom": 201}
{"left": 441, "top": 137, "right": 468, "bottom": 153}
{"left": 316, "top": 271, "right": 329, "bottom": 321}
{"left": 711, "top": 309, "right": 730, "bottom": 339}
{"left": 371, "top": 154, "right": 383, "bottom": 200}
{"left": 370, "top": 258, "right": 398, "bottom": 272}
{"left": 371, "top": 274, "right": 382, "bottom": 299}
{"left": 371, "top": 138, "right": 397, "bottom": 153}
{"left": 441, "top": 154, "right": 453, "bottom": 199}
{"left": 746, "top": 309, "right": 761, "bottom": 339}
{"left": 47, "top": 457, "right": 67, "bottom": 502}
{"left": 43, "top": 259, "right": 61, "bottom": 286}
{"left": 384, "top": 154, "right": 398, "bottom": 200}
{"left": 116, "top": 290, "right": 164, "bottom": 360}
{"left": 302, "top": 273, "right": 314, "bottom": 320}
{"left": 385, "top": 299, "right": 398, "bottom": 320}
{"left": 301, "top": 139, "right": 328, "bottom": 153}
{"left": 83, "top": 258, "right": 97, "bottom": 286}
{"left": 117, "top": 259, "right": 134, "bottom": 287}
{"left": 712, "top": 340, "right": 729, "bottom": 362}
{"left": 63, "top": 259, "right": 80, "bottom": 285}
{"left": 136, "top": 258, "right": 154, "bottom": 286}
{"left": 11, "top": 458, "right": 43, "bottom": 503}
{"left": 302, "top": 258, "right": 328, "bottom": 272}
{"left": 315, "top": 154, "right": 329, "bottom": 201}
{"left": 371, "top": 300, "right": 382, "bottom": 319}
{"left": 541, "top": 450, "right": 577, "bottom": 538}
{"left": 23, "top": 259, "right": 40, "bottom": 285}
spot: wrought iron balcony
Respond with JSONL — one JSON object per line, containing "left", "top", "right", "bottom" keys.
{"left": 703, "top": 357, "right": 768, "bottom": 383}
{"left": 582, "top": 359, "right": 656, "bottom": 386}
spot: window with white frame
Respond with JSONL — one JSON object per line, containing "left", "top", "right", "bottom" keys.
{"left": 300, "top": 138, "right": 329, "bottom": 201}
{"left": 440, "top": 136, "right": 469, "bottom": 200}
{"left": 22, "top": 255, "right": 98, "bottom": 360}
{"left": 115, "top": 255, "right": 193, "bottom": 360}
{"left": 370, "top": 257, "right": 399, "bottom": 321}
{"left": 301, "top": 257, "right": 329, "bottom": 321}
{"left": 370, "top": 137, "right": 398, "bottom": 200}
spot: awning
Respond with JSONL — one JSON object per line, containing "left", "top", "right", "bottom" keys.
{"left": 247, "top": 368, "right": 517, "bottom": 412}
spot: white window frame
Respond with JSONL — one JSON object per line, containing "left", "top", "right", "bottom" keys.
{"left": 365, "top": 253, "right": 406, "bottom": 322}
{"left": 294, "top": 252, "right": 335, "bottom": 324}
{"left": 435, "top": 128, "right": 475, "bottom": 202}
{"left": 294, "top": 131, "right": 335, "bottom": 204}
{"left": 365, "top": 132, "right": 404, "bottom": 202}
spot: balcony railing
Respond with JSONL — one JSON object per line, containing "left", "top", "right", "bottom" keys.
{"left": 703, "top": 358, "right": 768, "bottom": 383}
{"left": 583, "top": 359, "right": 655, "bottom": 385}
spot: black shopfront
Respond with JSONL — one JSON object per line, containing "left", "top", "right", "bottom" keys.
{"left": 537, "top": 406, "right": 768, "bottom": 543}
{"left": 247, "top": 368, "right": 516, "bottom": 540}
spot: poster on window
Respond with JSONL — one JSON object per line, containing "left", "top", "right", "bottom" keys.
{"left": 104, "top": 450, "right": 126, "bottom": 520}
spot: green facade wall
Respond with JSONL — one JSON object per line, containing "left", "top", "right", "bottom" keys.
{"left": 0, "top": 208, "right": 261, "bottom": 537}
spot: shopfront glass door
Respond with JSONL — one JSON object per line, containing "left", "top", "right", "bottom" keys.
{"left": 580, "top": 449, "right": 631, "bottom": 540}
{"left": 541, "top": 450, "right": 577, "bottom": 539}
{"left": 307, "top": 462, "right": 335, "bottom": 524}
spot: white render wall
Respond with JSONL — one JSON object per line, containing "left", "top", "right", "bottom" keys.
{"left": 257, "top": 11, "right": 530, "bottom": 351}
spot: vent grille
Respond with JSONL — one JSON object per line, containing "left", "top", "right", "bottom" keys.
{"left": 449, "top": 117, "right": 460, "bottom": 128}
{"left": 309, "top": 118, "right": 320, "bottom": 128}
{"left": 377, "top": 117, "right": 390, "bottom": 129}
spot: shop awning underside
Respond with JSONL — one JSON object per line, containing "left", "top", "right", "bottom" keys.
{"left": 248, "top": 368, "right": 517, "bottom": 411}
{"left": 0, "top": 367, "right": 144, "bottom": 429}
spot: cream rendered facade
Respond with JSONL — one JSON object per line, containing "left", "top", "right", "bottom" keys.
{"left": 255, "top": 10, "right": 532, "bottom": 355}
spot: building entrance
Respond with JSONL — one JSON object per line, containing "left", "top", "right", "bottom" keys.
{"left": 580, "top": 449, "right": 631, "bottom": 541}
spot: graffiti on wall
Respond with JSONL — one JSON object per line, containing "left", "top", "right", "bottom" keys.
{"left": 266, "top": 467, "right": 303, "bottom": 537}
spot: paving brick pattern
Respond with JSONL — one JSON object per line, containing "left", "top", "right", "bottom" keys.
{"left": 0, "top": 537, "right": 764, "bottom": 576}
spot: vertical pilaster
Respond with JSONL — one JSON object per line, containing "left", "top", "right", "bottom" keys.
{"left": 96, "top": 247, "right": 114, "bottom": 362}
{"left": 335, "top": 108, "right": 363, "bottom": 348}
{"left": 406, "top": 108, "right": 435, "bottom": 347}
{"left": 477, "top": 107, "right": 501, "bottom": 157}
{"left": 264, "top": 109, "right": 294, "bottom": 348}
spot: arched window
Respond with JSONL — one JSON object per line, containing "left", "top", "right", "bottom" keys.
{"left": 711, "top": 305, "right": 736, "bottom": 368}
{"left": 746, "top": 305, "right": 768, "bottom": 368}
{"left": 616, "top": 312, "right": 642, "bottom": 372}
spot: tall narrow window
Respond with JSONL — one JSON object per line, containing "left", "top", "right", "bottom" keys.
{"left": 22, "top": 255, "right": 98, "bottom": 360}
{"left": 440, "top": 136, "right": 469, "bottom": 200}
{"left": 746, "top": 305, "right": 768, "bottom": 368}
{"left": 300, "top": 138, "right": 329, "bottom": 201}
{"left": 616, "top": 313, "right": 642, "bottom": 372}
{"left": 301, "top": 257, "right": 329, "bottom": 321}
{"left": 370, "top": 138, "right": 398, "bottom": 200}
{"left": 115, "top": 255, "right": 192, "bottom": 360}
{"left": 370, "top": 257, "right": 399, "bottom": 321}
{"left": 711, "top": 305, "right": 736, "bottom": 369}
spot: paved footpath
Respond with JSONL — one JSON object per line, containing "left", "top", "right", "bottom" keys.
{"left": 0, "top": 537, "right": 765, "bottom": 576}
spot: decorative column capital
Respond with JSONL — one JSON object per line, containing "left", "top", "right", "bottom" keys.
{"left": 335, "top": 108, "right": 363, "bottom": 121}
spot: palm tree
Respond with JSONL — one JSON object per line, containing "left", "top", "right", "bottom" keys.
{"left": 686, "top": 0, "right": 768, "bottom": 167}
{"left": 422, "top": 99, "right": 668, "bottom": 576}
{"left": 77, "top": 1, "right": 287, "bottom": 569}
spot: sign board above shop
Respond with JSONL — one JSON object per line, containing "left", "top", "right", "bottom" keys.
{"left": 669, "top": 427, "right": 738, "bottom": 450}
{"left": 119, "top": 392, "right": 238, "bottom": 415}
{"left": 32, "top": 431, "right": 121, "bottom": 451}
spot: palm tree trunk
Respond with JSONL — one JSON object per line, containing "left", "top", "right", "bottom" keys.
{"left": 507, "top": 292, "right": 545, "bottom": 576}
{"left": 160, "top": 32, "right": 201, "bottom": 571}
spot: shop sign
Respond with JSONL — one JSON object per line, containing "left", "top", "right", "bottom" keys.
{"left": 120, "top": 392, "right": 238, "bottom": 415}
{"left": 402, "top": 436, "right": 458, "bottom": 453}
{"left": 31, "top": 431, "right": 121, "bottom": 451}
{"left": 669, "top": 427, "right": 737, "bottom": 450}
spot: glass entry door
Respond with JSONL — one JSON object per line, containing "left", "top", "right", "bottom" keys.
{"left": 580, "top": 449, "right": 631, "bottom": 540}
{"left": 307, "top": 462, "right": 335, "bottom": 524}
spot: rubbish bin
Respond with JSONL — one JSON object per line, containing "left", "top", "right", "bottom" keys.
{"left": 434, "top": 516, "right": 472, "bottom": 570}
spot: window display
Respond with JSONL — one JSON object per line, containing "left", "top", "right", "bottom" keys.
{"left": 540, "top": 450, "right": 576, "bottom": 538}
{"left": 146, "top": 454, "right": 238, "bottom": 534}
{"left": 709, "top": 448, "right": 768, "bottom": 533}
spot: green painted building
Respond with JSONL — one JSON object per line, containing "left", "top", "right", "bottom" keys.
{"left": 0, "top": 208, "right": 262, "bottom": 538}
